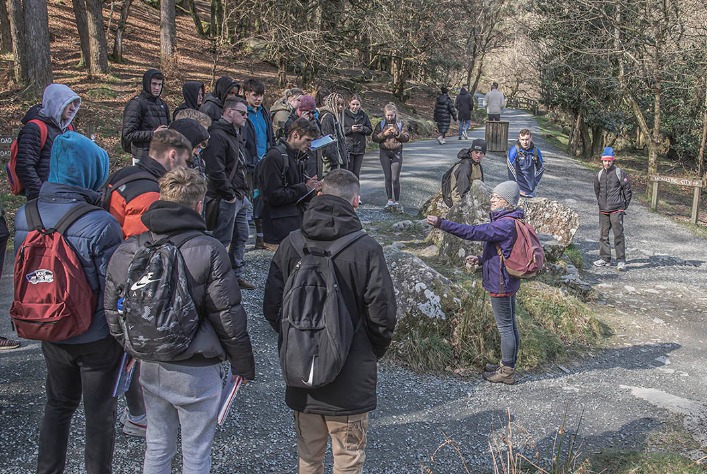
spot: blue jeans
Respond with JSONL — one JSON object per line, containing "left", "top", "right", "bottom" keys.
{"left": 141, "top": 362, "right": 224, "bottom": 474}
{"left": 458, "top": 119, "right": 470, "bottom": 137}
{"left": 490, "top": 295, "right": 520, "bottom": 368}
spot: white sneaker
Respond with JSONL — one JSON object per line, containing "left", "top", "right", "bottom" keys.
{"left": 436, "top": 136, "right": 444, "bottom": 145}
{"left": 462, "top": 131, "right": 469, "bottom": 140}
{"left": 384, "top": 200, "right": 395, "bottom": 208}
{"left": 593, "top": 259, "right": 610, "bottom": 267}
{"left": 441, "top": 138, "right": 447, "bottom": 144}
{"left": 617, "top": 261, "right": 626, "bottom": 271}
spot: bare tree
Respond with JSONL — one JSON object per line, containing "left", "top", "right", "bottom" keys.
{"left": 86, "top": 0, "right": 109, "bottom": 74}
{"left": 112, "top": 0, "right": 133, "bottom": 62}
{"left": 0, "top": 0, "right": 12, "bottom": 53}
{"left": 10, "top": 0, "right": 52, "bottom": 93}
{"left": 7, "top": 0, "right": 28, "bottom": 84}
{"left": 161, "top": 0, "right": 178, "bottom": 73}
{"left": 71, "top": 0, "right": 91, "bottom": 68}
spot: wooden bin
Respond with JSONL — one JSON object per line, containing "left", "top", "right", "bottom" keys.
{"left": 485, "top": 121, "right": 509, "bottom": 153}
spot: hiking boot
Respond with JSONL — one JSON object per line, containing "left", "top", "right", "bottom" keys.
{"left": 436, "top": 135, "right": 444, "bottom": 145}
{"left": 237, "top": 278, "right": 256, "bottom": 290}
{"left": 593, "top": 259, "right": 610, "bottom": 267}
{"left": 484, "top": 361, "right": 501, "bottom": 372}
{"left": 0, "top": 336, "right": 21, "bottom": 350}
{"left": 483, "top": 365, "right": 516, "bottom": 385}
{"left": 617, "top": 261, "right": 626, "bottom": 271}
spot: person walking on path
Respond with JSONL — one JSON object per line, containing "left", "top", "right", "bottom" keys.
{"left": 427, "top": 181, "right": 523, "bottom": 385}
{"left": 263, "top": 169, "right": 397, "bottom": 474}
{"left": 593, "top": 146, "right": 632, "bottom": 271}
{"left": 343, "top": 94, "right": 373, "bottom": 179}
{"left": 14, "top": 132, "right": 124, "bottom": 473}
{"left": 105, "top": 167, "right": 255, "bottom": 474}
{"left": 507, "top": 128, "right": 545, "bottom": 198}
{"left": 121, "top": 68, "right": 171, "bottom": 162}
{"left": 433, "top": 86, "right": 457, "bottom": 144}
{"left": 455, "top": 85, "right": 474, "bottom": 140}
{"left": 372, "top": 103, "right": 410, "bottom": 209}
{"left": 484, "top": 82, "right": 505, "bottom": 121}
{"left": 14, "top": 83, "right": 81, "bottom": 201}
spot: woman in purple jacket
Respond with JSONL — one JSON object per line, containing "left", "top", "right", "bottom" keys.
{"left": 427, "top": 181, "right": 522, "bottom": 385}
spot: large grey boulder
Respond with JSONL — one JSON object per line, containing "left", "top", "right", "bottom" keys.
{"left": 383, "top": 245, "right": 464, "bottom": 320}
{"left": 522, "top": 197, "right": 579, "bottom": 247}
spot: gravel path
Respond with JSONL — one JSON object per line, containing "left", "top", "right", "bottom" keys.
{"left": 1, "top": 109, "right": 705, "bottom": 473}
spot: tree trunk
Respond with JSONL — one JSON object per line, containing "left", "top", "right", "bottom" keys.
{"left": 569, "top": 111, "right": 582, "bottom": 156}
{"left": 24, "top": 0, "right": 53, "bottom": 94}
{"left": 112, "top": 0, "right": 132, "bottom": 62}
{"left": 8, "top": 0, "right": 28, "bottom": 83}
{"left": 160, "top": 0, "right": 177, "bottom": 73}
{"left": 186, "top": 0, "right": 205, "bottom": 38}
{"left": 210, "top": 0, "right": 222, "bottom": 38}
{"left": 277, "top": 56, "right": 287, "bottom": 87}
{"left": 591, "top": 125, "right": 604, "bottom": 157}
{"left": 580, "top": 119, "right": 591, "bottom": 159}
{"left": 648, "top": 85, "right": 661, "bottom": 176}
{"left": 86, "top": 0, "right": 109, "bottom": 74}
{"left": 71, "top": 0, "right": 91, "bottom": 69}
{"left": 0, "top": 0, "right": 12, "bottom": 53}
{"left": 698, "top": 76, "right": 707, "bottom": 178}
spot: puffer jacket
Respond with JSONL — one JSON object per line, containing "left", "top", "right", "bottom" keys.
{"left": 14, "top": 183, "right": 123, "bottom": 344}
{"left": 433, "top": 93, "right": 457, "bottom": 134}
{"left": 343, "top": 108, "right": 373, "bottom": 155}
{"left": 594, "top": 164, "right": 632, "bottom": 213}
{"left": 438, "top": 207, "right": 523, "bottom": 296}
{"left": 202, "top": 118, "right": 248, "bottom": 200}
{"left": 199, "top": 76, "right": 240, "bottom": 122}
{"left": 105, "top": 155, "right": 166, "bottom": 238}
{"left": 121, "top": 69, "right": 170, "bottom": 159}
{"left": 16, "top": 87, "right": 81, "bottom": 200}
{"left": 104, "top": 201, "right": 255, "bottom": 379}
{"left": 172, "top": 81, "right": 205, "bottom": 120}
{"left": 372, "top": 119, "right": 410, "bottom": 151}
{"left": 263, "top": 194, "right": 397, "bottom": 415}
{"left": 455, "top": 88, "right": 474, "bottom": 121}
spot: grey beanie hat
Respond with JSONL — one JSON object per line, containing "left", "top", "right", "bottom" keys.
{"left": 492, "top": 180, "right": 520, "bottom": 207}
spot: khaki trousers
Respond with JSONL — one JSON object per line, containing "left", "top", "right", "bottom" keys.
{"left": 294, "top": 411, "right": 369, "bottom": 474}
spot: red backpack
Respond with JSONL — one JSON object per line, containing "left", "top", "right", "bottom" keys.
{"left": 497, "top": 217, "right": 544, "bottom": 279}
{"left": 7, "top": 119, "right": 74, "bottom": 195}
{"left": 10, "top": 200, "right": 99, "bottom": 341}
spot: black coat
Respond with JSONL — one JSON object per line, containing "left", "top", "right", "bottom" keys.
{"left": 104, "top": 201, "right": 255, "bottom": 379}
{"left": 433, "top": 93, "right": 457, "bottom": 134}
{"left": 263, "top": 194, "right": 397, "bottom": 415}
{"left": 455, "top": 88, "right": 474, "bottom": 121}
{"left": 199, "top": 77, "right": 240, "bottom": 122}
{"left": 342, "top": 108, "right": 373, "bottom": 155}
{"left": 259, "top": 140, "right": 310, "bottom": 244}
{"left": 319, "top": 109, "right": 348, "bottom": 170}
{"left": 594, "top": 164, "right": 632, "bottom": 212}
{"left": 15, "top": 107, "right": 64, "bottom": 200}
{"left": 121, "top": 69, "right": 170, "bottom": 159}
{"left": 173, "top": 81, "right": 204, "bottom": 120}
{"left": 202, "top": 119, "right": 248, "bottom": 200}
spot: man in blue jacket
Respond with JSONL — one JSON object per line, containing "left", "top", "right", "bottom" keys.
{"left": 507, "top": 128, "right": 545, "bottom": 198}
{"left": 14, "top": 132, "right": 123, "bottom": 473}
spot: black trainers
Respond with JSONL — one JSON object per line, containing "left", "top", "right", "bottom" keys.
{"left": 0, "top": 337, "right": 21, "bottom": 350}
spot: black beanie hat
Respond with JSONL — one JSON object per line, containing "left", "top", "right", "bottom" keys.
{"left": 169, "top": 118, "right": 209, "bottom": 148}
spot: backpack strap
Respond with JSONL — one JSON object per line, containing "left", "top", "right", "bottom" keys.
{"left": 102, "top": 171, "right": 158, "bottom": 210}
{"left": 288, "top": 229, "right": 367, "bottom": 259}
{"left": 140, "top": 230, "right": 204, "bottom": 250}
{"left": 25, "top": 199, "right": 43, "bottom": 231}
{"left": 27, "top": 119, "right": 49, "bottom": 151}
{"left": 54, "top": 202, "right": 102, "bottom": 235}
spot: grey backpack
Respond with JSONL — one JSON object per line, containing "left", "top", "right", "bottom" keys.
{"left": 120, "top": 231, "right": 202, "bottom": 361}
{"left": 279, "top": 229, "right": 366, "bottom": 389}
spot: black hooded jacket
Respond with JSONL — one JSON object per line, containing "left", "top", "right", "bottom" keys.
{"left": 173, "top": 81, "right": 205, "bottom": 120}
{"left": 199, "top": 77, "right": 240, "bottom": 122}
{"left": 104, "top": 200, "right": 256, "bottom": 379}
{"left": 433, "top": 93, "right": 457, "bottom": 134}
{"left": 343, "top": 108, "right": 373, "bottom": 155}
{"left": 202, "top": 118, "right": 248, "bottom": 201}
{"left": 263, "top": 194, "right": 397, "bottom": 415}
{"left": 121, "top": 69, "right": 171, "bottom": 159}
{"left": 455, "top": 88, "right": 474, "bottom": 121}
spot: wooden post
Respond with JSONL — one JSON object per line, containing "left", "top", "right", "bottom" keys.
{"left": 651, "top": 181, "right": 659, "bottom": 211}
{"left": 691, "top": 186, "right": 701, "bottom": 225}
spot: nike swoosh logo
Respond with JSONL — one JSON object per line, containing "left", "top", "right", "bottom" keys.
{"left": 302, "top": 356, "right": 315, "bottom": 388}
{"left": 130, "top": 272, "right": 159, "bottom": 291}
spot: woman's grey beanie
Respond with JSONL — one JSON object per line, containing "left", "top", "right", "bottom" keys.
{"left": 492, "top": 181, "right": 520, "bottom": 207}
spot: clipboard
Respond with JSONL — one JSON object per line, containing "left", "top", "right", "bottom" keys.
{"left": 309, "top": 134, "right": 336, "bottom": 151}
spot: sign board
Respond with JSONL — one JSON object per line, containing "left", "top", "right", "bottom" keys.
{"left": 652, "top": 175, "right": 703, "bottom": 188}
